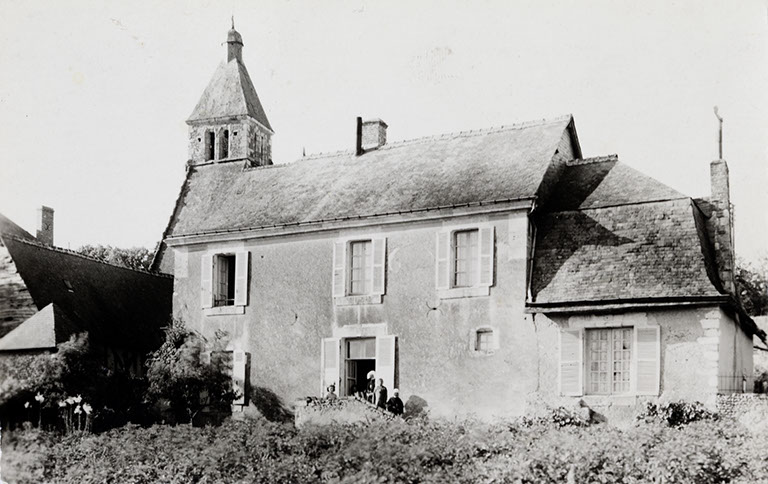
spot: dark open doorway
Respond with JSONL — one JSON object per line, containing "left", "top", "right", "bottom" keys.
{"left": 344, "top": 337, "right": 376, "bottom": 396}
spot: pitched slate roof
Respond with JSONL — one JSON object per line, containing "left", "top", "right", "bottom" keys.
{"left": 531, "top": 156, "right": 723, "bottom": 306}
{"left": 164, "top": 116, "right": 574, "bottom": 238}
{"left": 0, "top": 236, "right": 173, "bottom": 352}
{"left": 187, "top": 59, "right": 272, "bottom": 131}
{"left": 0, "top": 212, "right": 34, "bottom": 241}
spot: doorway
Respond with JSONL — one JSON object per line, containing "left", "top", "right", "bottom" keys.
{"left": 344, "top": 337, "right": 376, "bottom": 396}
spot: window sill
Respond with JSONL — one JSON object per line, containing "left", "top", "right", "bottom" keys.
{"left": 578, "top": 395, "right": 642, "bottom": 407}
{"left": 438, "top": 286, "right": 490, "bottom": 299}
{"left": 470, "top": 349, "right": 497, "bottom": 357}
{"left": 335, "top": 294, "right": 383, "bottom": 306}
{"left": 204, "top": 305, "right": 245, "bottom": 316}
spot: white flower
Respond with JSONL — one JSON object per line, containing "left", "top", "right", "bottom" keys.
{"left": 35, "top": 393, "right": 44, "bottom": 403}
{"left": 82, "top": 403, "right": 92, "bottom": 415}
{"left": 58, "top": 401, "right": 66, "bottom": 408}
{"left": 73, "top": 395, "right": 82, "bottom": 403}
{"left": 66, "top": 396, "right": 75, "bottom": 405}
{"left": 24, "top": 401, "right": 30, "bottom": 409}
{"left": 74, "top": 405, "right": 82, "bottom": 414}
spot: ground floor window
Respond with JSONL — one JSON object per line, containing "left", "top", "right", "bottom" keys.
{"left": 586, "top": 328, "right": 632, "bottom": 395}
{"left": 345, "top": 337, "right": 376, "bottom": 396}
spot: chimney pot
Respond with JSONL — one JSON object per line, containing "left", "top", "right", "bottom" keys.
{"left": 36, "top": 206, "right": 54, "bottom": 246}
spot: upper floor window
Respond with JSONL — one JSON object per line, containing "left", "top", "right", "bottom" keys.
{"left": 201, "top": 251, "right": 249, "bottom": 314}
{"left": 214, "top": 254, "right": 236, "bottom": 307}
{"left": 453, "top": 229, "right": 478, "bottom": 288}
{"left": 436, "top": 225, "right": 494, "bottom": 298}
{"left": 349, "top": 240, "right": 372, "bottom": 295}
{"left": 332, "top": 237, "right": 386, "bottom": 302}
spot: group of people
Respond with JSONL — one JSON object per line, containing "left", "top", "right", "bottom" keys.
{"left": 324, "top": 370, "right": 404, "bottom": 416}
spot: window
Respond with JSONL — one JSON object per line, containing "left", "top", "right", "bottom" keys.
{"left": 201, "top": 251, "right": 249, "bottom": 313}
{"left": 214, "top": 254, "right": 236, "bottom": 307}
{"left": 220, "top": 130, "right": 230, "bottom": 159}
{"left": 349, "top": 240, "right": 372, "bottom": 295}
{"left": 436, "top": 226, "right": 494, "bottom": 298}
{"left": 586, "top": 328, "right": 632, "bottom": 395}
{"left": 205, "top": 131, "right": 215, "bottom": 161}
{"left": 332, "top": 237, "right": 386, "bottom": 302}
{"left": 453, "top": 229, "right": 478, "bottom": 287}
{"left": 475, "top": 329, "right": 493, "bottom": 352}
{"left": 559, "top": 326, "right": 661, "bottom": 397}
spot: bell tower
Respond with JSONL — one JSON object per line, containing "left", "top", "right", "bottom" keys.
{"left": 186, "top": 21, "right": 274, "bottom": 167}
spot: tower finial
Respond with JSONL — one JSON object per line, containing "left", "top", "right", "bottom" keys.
{"left": 714, "top": 106, "right": 724, "bottom": 159}
{"left": 231, "top": 15, "right": 235, "bottom": 30}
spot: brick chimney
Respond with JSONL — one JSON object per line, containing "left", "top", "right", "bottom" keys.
{"left": 709, "top": 160, "right": 735, "bottom": 294}
{"left": 36, "top": 205, "right": 54, "bottom": 246}
{"left": 361, "top": 119, "right": 387, "bottom": 151}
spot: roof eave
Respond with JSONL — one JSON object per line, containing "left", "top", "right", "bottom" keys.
{"left": 525, "top": 295, "right": 730, "bottom": 314}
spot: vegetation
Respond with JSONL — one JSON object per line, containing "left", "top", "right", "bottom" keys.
{"left": 145, "top": 320, "right": 237, "bottom": 424}
{"left": 735, "top": 257, "right": 768, "bottom": 317}
{"left": 3, "top": 414, "right": 765, "bottom": 484}
{"left": 75, "top": 244, "right": 154, "bottom": 272}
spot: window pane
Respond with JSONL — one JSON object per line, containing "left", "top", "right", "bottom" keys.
{"left": 453, "top": 230, "right": 478, "bottom": 287}
{"left": 476, "top": 329, "right": 492, "bottom": 352}
{"left": 347, "top": 338, "right": 376, "bottom": 359}
{"left": 587, "top": 328, "right": 633, "bottom": 395}
{"left": 349, "top": 240, "right": 371, "bottom": 295}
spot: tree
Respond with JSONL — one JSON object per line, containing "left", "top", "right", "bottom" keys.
{"left": 145, "top": 320, "right": 237, "bottom": 424}
{"left": 735, "top": 257, "right": 768, "bottom": 317}
{"left": 76, "top": 244, "right": 154, "bottom": 271}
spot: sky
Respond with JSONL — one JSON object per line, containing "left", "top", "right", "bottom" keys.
{"left": 0, "top": 0, "right": 766, "bottom": 262}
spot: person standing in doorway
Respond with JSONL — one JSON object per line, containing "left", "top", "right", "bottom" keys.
{"left": 366, "top": 371, "right": 376, "bottom": 403}
{"left": 374, "top": 378, "right": 388, "bottom": 409}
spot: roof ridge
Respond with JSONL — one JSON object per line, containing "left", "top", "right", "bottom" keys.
{"left": 5, "top": 235, "right": 173, "bottom": 278}
{"left": 299, "top": 114, "right": 573, "bottom": 161}
{"left": 567, "top": 154, "right": 619, "bottom": 166}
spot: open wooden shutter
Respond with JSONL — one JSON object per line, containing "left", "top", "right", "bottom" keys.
{"left": 232, "top": 350, "right": 247, "bottom": 405}
{"left": 635, "top": 327, "right": 661, "bottom": 395}
{"left": 321, "top": 338, "right": 341, "bottom": 395}
{"left": 332, "top": 242, "right": 346, "bottom": 298}
{"left": 201, "top": 254, "right": 214, "bottom": 308}
{"left": 372, "top": 237, "right": 386, "bottom": 295}
{"left": 479, "top": 226, "right": 495, "bottom": 287}
{"left": 234, "top": 251, "right": 249, "bottom": 306}
{"left": 376, "top": 335, "right": 397, "bottom": 391}
{"left": 560, "top": 328, "right": 583, "bottom": 396}
{"left": 435, "top": 232, "right": 450, "bottom": 290}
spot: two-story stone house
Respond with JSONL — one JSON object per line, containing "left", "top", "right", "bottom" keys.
{"left": 153, "top": 26, "right": 761, "bottom": 420}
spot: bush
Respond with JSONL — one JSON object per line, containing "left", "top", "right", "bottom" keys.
{"left": 638, "top": 400, "right": 718, "bottom": 427}
{"left": 145, "top": 320, "right": 237, "bottom": 424}
{"left": 3, "top": 416, "right": 765, "bottom": 483}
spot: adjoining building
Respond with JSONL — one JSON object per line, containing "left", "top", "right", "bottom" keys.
{"left": 153, "top": 26, "right": 761, "bottom": 420}
{"left": 0, "top": 209, "right": 172, "bottom": 375}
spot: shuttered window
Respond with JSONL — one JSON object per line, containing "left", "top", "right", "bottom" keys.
{"left": 436, "top": 226, "right": 494, "bottom": 293}
{"left": 201, "top": 251, "right": 249, "bottom": 309}
{"left": 560, "top": 326, "right": 661, "bottom": 397}
{"left": 332, "top": 237, "right": 386, "bottom": 298}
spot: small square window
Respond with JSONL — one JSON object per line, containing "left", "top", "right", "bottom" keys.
{"left": 475, "top": 329, "right": 493, "bottom": 353}
{"left": 214, "top": 254, "right": 236, "bottom": 307}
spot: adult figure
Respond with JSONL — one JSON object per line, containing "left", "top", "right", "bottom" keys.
{"left": 366, "top": 371, "right": 376, "bottom": 403}
{"left": 386, "top": 388, "right": 404, "bottom": 416}
{"left": 374, "top": 378, "right": 388, "bottom": 409}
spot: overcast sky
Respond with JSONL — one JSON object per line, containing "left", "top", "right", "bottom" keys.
{"left": 0, "top": 0, "right": 766, "bottom": 262}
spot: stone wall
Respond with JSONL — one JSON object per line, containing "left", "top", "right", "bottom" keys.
{"left": 294, "top": 397, "right": 400, "bottom": 428}
{"left": 717, "top": 393, "right": 768, "bottom": 433}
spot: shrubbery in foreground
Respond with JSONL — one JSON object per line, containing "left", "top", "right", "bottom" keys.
{"left": 4, "top": 416, "right": 767, "bottom": 484}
